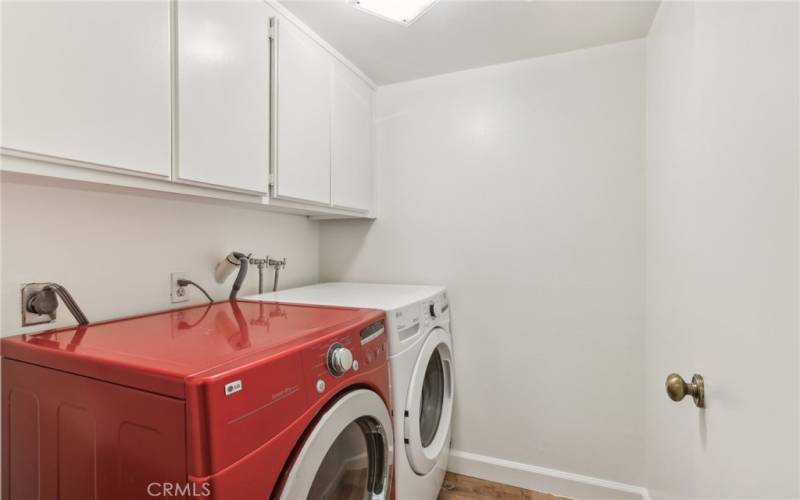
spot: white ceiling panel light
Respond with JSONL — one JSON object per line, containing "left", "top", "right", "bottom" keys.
{"left": 350, "top": 0, "right": 439, "bottom": 26}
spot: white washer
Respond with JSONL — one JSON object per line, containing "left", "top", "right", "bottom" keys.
{"left": 246, "top": 283, "right": 454, "bottom": 500}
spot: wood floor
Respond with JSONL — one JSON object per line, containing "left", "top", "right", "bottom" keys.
{"left": 438, "top": 473, "right": 570, "bottom": 500}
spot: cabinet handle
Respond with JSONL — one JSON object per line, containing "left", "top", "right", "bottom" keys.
{"left": 269, "top": 15, "right": 279, "bottom": 192}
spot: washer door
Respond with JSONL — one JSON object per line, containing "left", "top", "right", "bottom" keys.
{"left": 404, "top": 327, "right": 454, "bottom": 475}
{"left": 279, "top": 390, "right": 393, "bottom": 500}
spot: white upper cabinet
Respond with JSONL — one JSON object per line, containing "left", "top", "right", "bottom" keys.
{"left": 331, "top": 61, "right": 373, "bottom": 212}
{"left": 176, "top": 1, "right": 272, "bottom": 194}
{"left": 274, "top": 17, "right": 332, "bottom": 206}
{"left": 1, "top": 1, "right": 171, "bottom": 177}
{"left": 1, "top": 1, "right": 375, "bottom": 217}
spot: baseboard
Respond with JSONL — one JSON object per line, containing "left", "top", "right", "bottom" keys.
{"left": 447, "top": 449, "right": 649, "bottom": 500}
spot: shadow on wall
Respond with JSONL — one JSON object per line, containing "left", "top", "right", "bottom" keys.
{"left": 319, "top": 219, "right": 374, "bottom": 282}
{"left": 1, "top": 177, "right": 321, "bottom": 334}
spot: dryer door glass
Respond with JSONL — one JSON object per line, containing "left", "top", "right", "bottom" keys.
{"left": 308, "top": 418, "right": 381, "bottom": 499}
{"left": 420, "top": 349, "right": 444, "bottom": 447}
{"left": 278, "top": 390, "right": 393, "bottom": 500}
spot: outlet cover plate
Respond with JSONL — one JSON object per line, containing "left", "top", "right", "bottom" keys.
{"left": 21, "top": 283, "right": 57, "bottom": 326}
{"left": 171, "top": 272, "right": 189, "bottom": 304}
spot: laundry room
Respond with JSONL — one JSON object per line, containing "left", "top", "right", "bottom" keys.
{"left": 0, "top": 1, "right": 798, "bottom": 500}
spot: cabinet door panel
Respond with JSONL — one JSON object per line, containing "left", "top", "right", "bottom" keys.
{"left": 176, "top": 1, "right": 271, "bottom": 193}
{"left": 332, "top": 62, "right": 373, "bottom": 212}
{"left": 1, "top": 1, "right": 171, "bottom": 177}
{"left": 275, "top": 17, "right": 331, "bottom": 205}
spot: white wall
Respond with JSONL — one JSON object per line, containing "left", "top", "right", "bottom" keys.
{"left": 319, "top": 40, "right": 646, "bottom": 493}
{"left": 0, "top": 175, "right": 319, "bottom": 335}
{"left": 645, "top": 2, "right": 798, "bottom": 499}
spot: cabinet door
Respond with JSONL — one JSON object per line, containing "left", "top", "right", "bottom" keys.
{"left": 176, "top": 1, "right": 272, "bottom": 193}
{"left": 331, "top": 62, "right": 373, "bottom": 212}
{"left": 274, "top": 17, "right": 332, "bottom": 205}
{"left": 1, "top": 1, "right": 171, "bottom": 177}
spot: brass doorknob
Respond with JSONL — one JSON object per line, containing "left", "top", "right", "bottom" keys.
{"left": 665, "top": 373, "right": 705, "bottom": 408}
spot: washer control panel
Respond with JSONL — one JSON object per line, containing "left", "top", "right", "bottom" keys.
{"left": 423, "top": 292, "right": 450, "bottom": 324}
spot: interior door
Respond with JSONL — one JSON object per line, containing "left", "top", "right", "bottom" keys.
{"left": 1, "top": 0, "right": 171, "bottom": 177}
{"left": 175, "top": 0, "right": 273, "bottom": 193}
{"left": 274, "top": 16, "right": 332, "bottom": 205}
{"left": 645, "top": 2, "right": 799, "bottom": 499}
{"left": 404, "top": 328, "right": 454, "bottom": 475}
{"left": 278, "top": 390, "right": 393, "bottom": 500}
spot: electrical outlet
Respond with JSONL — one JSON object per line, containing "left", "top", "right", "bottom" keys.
{"left": 21, "top": 283, "right": 57, "bottom": 326}
{"left": 171, "top": 272, "right": 189, "bottom": 304}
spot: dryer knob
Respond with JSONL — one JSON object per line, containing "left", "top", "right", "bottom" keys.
{"left": 327, "top": 344, "right": 354, "bottom": 376}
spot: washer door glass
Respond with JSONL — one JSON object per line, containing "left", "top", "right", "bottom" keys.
{"left": 419, "top": 349, "right": 444, "bottom": 448}
{"left": 308, "top": 418, "right": 384, "bottom": 500}
{"left": 279, "top": 390, "right": 393, "bottom": 500}
{"left": 404, "top": 328, "right": 454, "bottom": 475}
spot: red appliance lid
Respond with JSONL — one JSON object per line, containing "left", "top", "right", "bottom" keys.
{"left": 1, "top": 300, "right": 383, "bottom": 398}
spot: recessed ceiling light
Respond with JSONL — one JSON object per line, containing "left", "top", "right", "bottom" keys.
{"left": 350, "top": 0, "right": 439, "bottom": 26}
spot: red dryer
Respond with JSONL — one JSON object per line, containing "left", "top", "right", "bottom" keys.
{"left": 1, "top": 300, "right": 393, "bottom": 500}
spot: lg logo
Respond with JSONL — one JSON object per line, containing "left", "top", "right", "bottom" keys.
{"left": 147, "top": 482, "right": 211, "bottom": 497}
{"left": 224, "top": 379, "right": 243, "bottom": 396}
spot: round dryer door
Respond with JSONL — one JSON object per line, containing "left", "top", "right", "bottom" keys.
{"left": 404, "top": 327, "right": 454, "bottom": 475}
{"left": 279, "top": 390, "right": 393, "bottom": 500}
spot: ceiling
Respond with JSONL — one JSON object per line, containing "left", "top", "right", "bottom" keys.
{"left": 280, "top": 0, "right": 661, "bottom": 85}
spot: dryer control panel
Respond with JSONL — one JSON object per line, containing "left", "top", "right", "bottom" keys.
{"left": 327, "top": 343, "right": 354, "bottom": 376}
{"left": 308, "top": 317, "right": 388, "bottom": 397}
